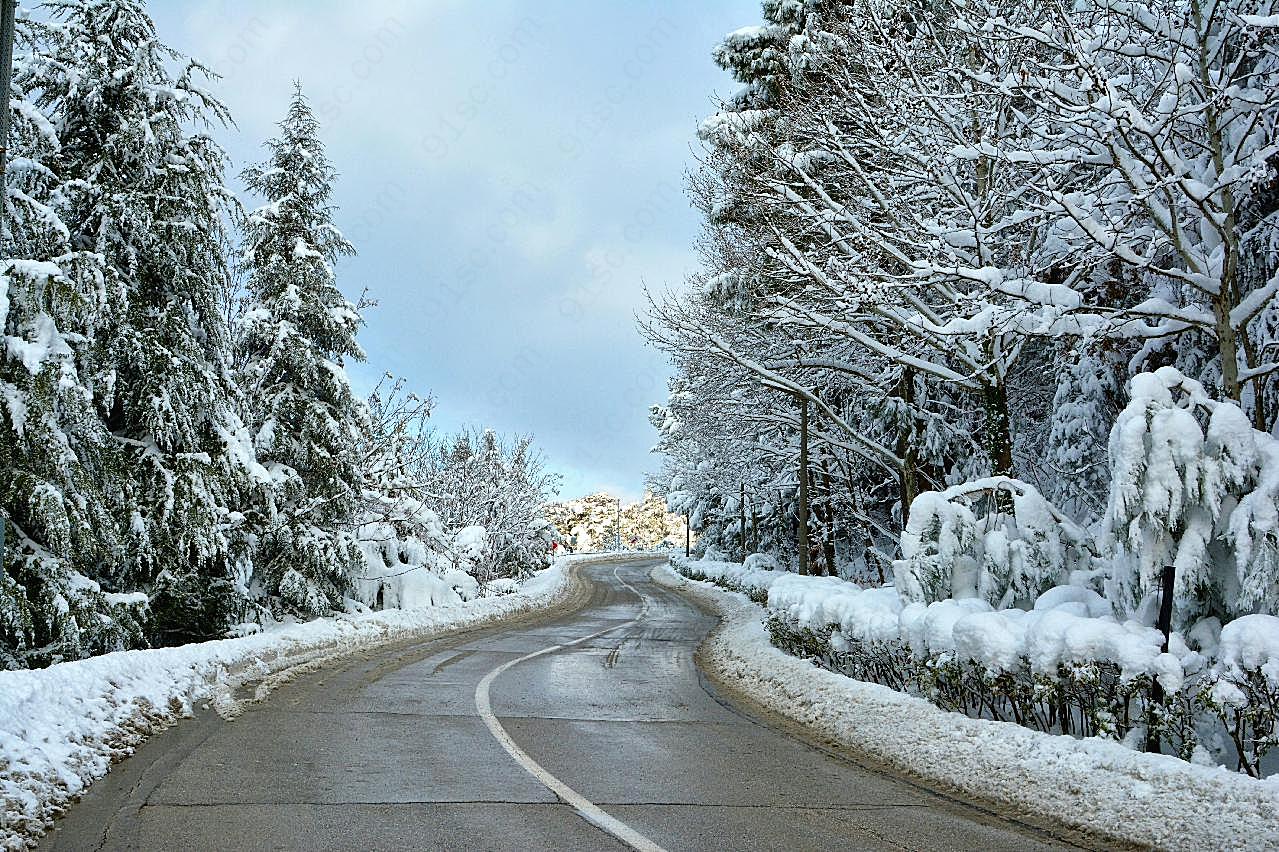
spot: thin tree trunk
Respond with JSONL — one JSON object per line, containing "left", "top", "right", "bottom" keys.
{"left": 1214, "top": 293, "right": 1244, "bottom": 406}
{"left": 820, "top": 459, "right": 838, "bottom": 577}
{"left": 983, "top": 380, "right": 1015, "bottom": 478}
{"left": 798, "top": 397, "right": 810, "bottom": 576}
{"left": 896, "top": 368, "right": 919, "bottom": 524}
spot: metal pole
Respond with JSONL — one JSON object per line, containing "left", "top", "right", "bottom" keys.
{"left": 0, "top": 0, "right": 17, "bottom": 241}
{"left": 798, "top": 398, "right": 810, "bottom": 576}
{"left": 615, "top": 496, "right": 621, "bottom": 552}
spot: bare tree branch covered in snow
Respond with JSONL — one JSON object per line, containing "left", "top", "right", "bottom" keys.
{"left": 648, "top": 0, "right": 1279, "bottom": 629}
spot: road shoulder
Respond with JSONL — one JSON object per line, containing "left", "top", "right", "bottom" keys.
{"left": 652, "top": 562, "right": 1258, "bottom": 851}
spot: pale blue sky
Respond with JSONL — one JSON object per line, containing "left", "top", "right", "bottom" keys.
{"left": 145, "top": 0, "right": 756, "bottom": 500}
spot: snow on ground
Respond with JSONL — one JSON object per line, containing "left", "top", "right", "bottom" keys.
{"left": 653, "top": 563, "right": 1279, "bottom": 851}
{"left": 675, "top": 558, "right": 1279, "bottom": 709}
{"left": 0, "top": 554, "right": 640, "bottom": 850}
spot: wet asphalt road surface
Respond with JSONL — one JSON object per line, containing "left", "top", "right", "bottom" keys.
{"left": 41, "top": 559, "right": 1071, "bottom": 851}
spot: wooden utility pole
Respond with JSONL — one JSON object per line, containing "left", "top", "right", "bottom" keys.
{"left": 820, "top": 460, "right": 838, "bottom": 576}
{"left": 798, "top": 398, "right": 810, "bottom": 576}
{"left": 0, "top": 0, "right": 14, "bottom": 240}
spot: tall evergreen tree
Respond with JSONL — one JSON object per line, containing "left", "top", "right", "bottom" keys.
{"left": 238, "top": 84, "right": 366, "bottom": 617}
{"left": 0, "top": 16, "right": 145, "bottom": 667}
{"left": 23, "top": 0, "right": 256, "bottom": 645}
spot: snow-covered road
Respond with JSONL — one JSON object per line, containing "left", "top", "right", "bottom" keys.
{"left": 38, "top": 559, "right": 1070, "bottom": 851}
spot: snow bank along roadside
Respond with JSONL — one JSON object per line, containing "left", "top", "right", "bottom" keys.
{"left": 677, "top": 557, "right": 1279, "bottom": 779}
{"left": 655, "top": 563, "right": 1279, "bottom": 851}
{"left": 0, "top": 553, "right": 648, "bottom": 849}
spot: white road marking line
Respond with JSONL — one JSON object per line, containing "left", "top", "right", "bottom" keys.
{"left": 474, "top": 565, "right": 668, "bottom": 852}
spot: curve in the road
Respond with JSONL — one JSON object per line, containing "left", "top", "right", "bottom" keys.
{"left": 474, "top": 566, "right": 665, "bottom": 852}
{"left": 39, "top": 557, "right": 1075, "bottom": 852}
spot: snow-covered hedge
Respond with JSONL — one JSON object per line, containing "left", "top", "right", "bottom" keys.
{"left": 671, "top": 557, "right": 1279, "bottom": 777}
{"left": 677, "top": 558, "right": 780, "bottom": 604}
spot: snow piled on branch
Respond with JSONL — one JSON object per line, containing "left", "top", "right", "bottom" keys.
{"left": 654, "top": 564, "right": 1279, "bottom": 850}
{"left": 1105, "top": 367, "right": 1279, "bottom": 624}
{"left": 896, "top": 478, "right": 1093, "bottom": 609}
{"left": 0, "top": 554, "right": 628, "bottom": 848}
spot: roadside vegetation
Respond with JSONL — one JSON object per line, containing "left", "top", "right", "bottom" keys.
{"left": 651, "top": 0, "right": 1279, "bottom": 779}
{"left": 0, "top": 3, "right": 558, "bottom": 669}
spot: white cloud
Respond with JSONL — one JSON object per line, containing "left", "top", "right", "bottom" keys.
{"left": 146, "top": 0, "right": 750, "bottom": 498}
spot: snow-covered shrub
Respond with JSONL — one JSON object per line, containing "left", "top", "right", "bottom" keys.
{"left": 351, "top": 491, "right": 478, "bottom": 610}
{"left": 277, "top": 569, "right": 330, "bottom": 618}
{"left": 1200, "top": 615, "right": 1279, "bottom": 778}
{"left": 743, "top": 553, "right": 779, "bottom": 572}
{"left": 670, "top": 556, "right": 778, "bottom": 604}
{"left": 677, "top": 558, "right": 1279, "bottom": 776}
{"left": 1104, "top": 368, "right": 1279, "bottom": 626}
{"left": 452, "top": 525, "right": 489, "bottom": 569}
{"left": 506, "top": 517, "right": 558, "bottom": 576}
{"left": 895, "top": 478, "right": 1093, "bottom": 609}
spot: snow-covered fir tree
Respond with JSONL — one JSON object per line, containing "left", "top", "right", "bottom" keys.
{"left": 0, "top": 15, "right": 145, "bottom": 667}
{"left": 0, "top": 4, "right": 573, "bottom": 668}
{"left": 237, "top": 84, "right": 366, "bottom": 617}
{"left": 21, "top": 0, "right": 256, "bottom": 646}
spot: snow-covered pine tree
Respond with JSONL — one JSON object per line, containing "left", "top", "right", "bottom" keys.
{"left": 238, "top": 84, "right": 366, "bottom": 617}
{"left": 0, "top": 16, "right": 148, "bottom": 667}
{"left": 20, "top": 0, "right": 254, "bottom": 647}
{"left": 1104, "top": 368, "right": 1279, "bottom": 626}
{"left": 1044, "top": 343, "right": 1128, "bottom": 523}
